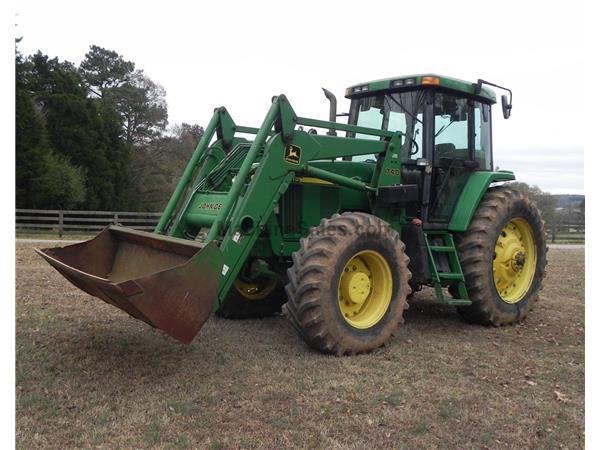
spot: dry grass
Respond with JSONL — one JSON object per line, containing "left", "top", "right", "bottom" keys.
{"left": 16, "top": 242, "right": 584, "bottom": 449}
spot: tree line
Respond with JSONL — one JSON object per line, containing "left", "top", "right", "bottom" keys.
{"left": 16, "top": 43, "right": 581, "bottom": 224}
{"left": 16, "top": 41, "right": 203, "bottom": 211}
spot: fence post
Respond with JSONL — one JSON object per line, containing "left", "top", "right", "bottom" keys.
{"left": 58, "top": 211, "right": 64, "bottom": 238}
{"left": 113, "top": 212, "right": 119, "bottom": 225}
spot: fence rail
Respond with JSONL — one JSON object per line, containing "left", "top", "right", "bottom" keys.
{"left": 549, "top": 219, "right": 585, "bottom": 243}
{"left": 16, "top": 209, "right": 162, "bottom": 236}
{"left": 16, "top": 209, "right": 585, "bottom": 243}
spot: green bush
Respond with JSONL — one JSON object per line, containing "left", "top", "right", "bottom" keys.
{"left": 38, "top": 152, "right": 86, "bottom": 209}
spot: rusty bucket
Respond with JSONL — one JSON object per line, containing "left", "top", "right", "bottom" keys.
{"left": 35, "top": 226, "right": 223, "bottom": 344}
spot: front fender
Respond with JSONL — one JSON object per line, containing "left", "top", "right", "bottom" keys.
{"left": 448, "top": 171, "right": 516, "bottom": 232}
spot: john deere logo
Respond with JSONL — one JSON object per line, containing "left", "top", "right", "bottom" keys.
{"left": 284, "top": 144, "right": 302, "bottom": 164}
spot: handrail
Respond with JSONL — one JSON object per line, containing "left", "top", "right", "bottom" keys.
{"left": 296, "top": 117, "right": 397, "bottom": 138}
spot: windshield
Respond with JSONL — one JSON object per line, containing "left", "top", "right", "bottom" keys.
{"left": 349, "top": 90, "right": 427, "bottom": 161}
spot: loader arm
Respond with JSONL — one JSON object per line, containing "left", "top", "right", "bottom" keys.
{"left": 36, "top": 94, "right": 406, "bottom": 343}
{"left": 165, "top": 95, "right": 406, "bottom": 309}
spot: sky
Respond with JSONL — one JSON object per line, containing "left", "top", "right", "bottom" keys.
{"left": 14, "top": 0, "right": 584, "bottom": 194}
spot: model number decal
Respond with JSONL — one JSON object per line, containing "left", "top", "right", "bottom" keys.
{"left": 384, "top": 167, "right": 400, "bottom": 176}
{"left": 199, "top": 202, "right": 223, "bottom": 211}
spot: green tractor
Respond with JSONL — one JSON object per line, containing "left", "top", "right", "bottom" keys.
{"left": 37, "top": 74, "right": 547, "bottom": 355}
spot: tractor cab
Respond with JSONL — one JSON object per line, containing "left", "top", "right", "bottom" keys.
{"left": 343, "top": 74, "right": 511, "bottom": 225}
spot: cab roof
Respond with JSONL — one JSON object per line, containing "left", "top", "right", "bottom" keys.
{"left": 345, "top": 74, "right": 496, "bottom": 103}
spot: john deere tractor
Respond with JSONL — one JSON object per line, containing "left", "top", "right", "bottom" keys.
{"left": 37, "top": 74, "right": 547, "bottom": 355}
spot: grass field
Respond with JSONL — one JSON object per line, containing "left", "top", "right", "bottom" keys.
{"left": 16, "top": 242, "right": 584, "bottom": 449}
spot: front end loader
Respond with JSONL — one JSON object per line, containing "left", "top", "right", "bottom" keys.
{"left": 37, "top": 74, "right": 547, "bottom": 355}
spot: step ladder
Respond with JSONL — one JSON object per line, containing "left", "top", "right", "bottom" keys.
{"left": 423, "top": 231, "right": 471, "bottom": 306}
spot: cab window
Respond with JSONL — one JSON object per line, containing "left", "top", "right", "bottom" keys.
{"left": 434, "top": 93, "right": 469, "bottom": 163}
{"left": 474, "top": 102, "right": 492, "bottom": 170}
{"left": 350, "top": 91, "right": 426, "bottom": 162}
{"left": 385, "top": 92, "right": 424, "bottom": 159}
{"left": 430, "top": 92, "right": 471, "bottom": 222}
{"left": 355, "top": 98, "right": 383, "bottom": 141}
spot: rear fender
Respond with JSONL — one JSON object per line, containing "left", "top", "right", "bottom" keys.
{"left": 448, "top": 171, "right": 515, "bottom": 232}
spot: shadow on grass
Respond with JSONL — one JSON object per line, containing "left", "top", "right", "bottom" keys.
{"left": 22, "top": 290, "right": 477, "bottom": 397}
{"left": 48, "top": 325, "right": 196, "bottom": 374}
{"left": 405, "top": 293, "right": 464, "bottom": 327}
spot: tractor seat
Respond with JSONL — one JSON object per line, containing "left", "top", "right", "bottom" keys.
{"left": 435, "top": 143, "right": 456, "bottom": 160}
{"left": 435, "top": 143, "right": 471, "bottom": 163}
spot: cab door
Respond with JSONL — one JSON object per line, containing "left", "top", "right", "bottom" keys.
{"left": 428, "top": 92, "right": 478, "bottom": 223}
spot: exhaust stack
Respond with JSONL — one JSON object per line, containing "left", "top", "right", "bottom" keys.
{"left": 322, "top": 88, "right": 337, "bottom": 136}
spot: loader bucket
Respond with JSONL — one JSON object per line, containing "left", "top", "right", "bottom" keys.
{"left": 34, "top": 226, "right": 224, "bottom": 344}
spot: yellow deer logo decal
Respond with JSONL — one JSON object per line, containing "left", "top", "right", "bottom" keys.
{"left": 284, "top": 144, "right": 302, "bottom": 164}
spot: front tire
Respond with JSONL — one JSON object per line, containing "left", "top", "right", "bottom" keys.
{"left": 454, "top": 185, "right": 547, "bottom": 325}
{"left": 285, "top": 212, "right": 411, "bottom": 355}
{"left": 216, "top": 276, "right": 286, "bottom": 319}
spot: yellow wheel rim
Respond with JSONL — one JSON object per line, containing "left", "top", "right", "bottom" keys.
{"left": 493, "top": 218, "right": 537, "bottom": 304}
{"left": 338, "top": 250, "right": 393, "bottom": 329}
{"left": 234, "top": 277, "right": 277, "bottom": 301}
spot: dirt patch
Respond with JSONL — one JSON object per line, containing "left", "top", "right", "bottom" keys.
{"left": 16, "top": 242, "right": 584, "bottom": 448}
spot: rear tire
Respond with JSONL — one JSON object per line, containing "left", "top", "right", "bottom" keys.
{"left": 454, "top": 185, "right": 547, "bottom": 325}
{"left": 285, "top": 212, "right": 411, "bottom": 355}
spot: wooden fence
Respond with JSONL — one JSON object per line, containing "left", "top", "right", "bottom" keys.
{"left": 16, "top": 209, "right": 162, "bottom": 237}
{"left": 549, "top": 219, "right": 585, "bottom": 243}
{"left": 16, "top": 209, "right": 585, "bottom": 243}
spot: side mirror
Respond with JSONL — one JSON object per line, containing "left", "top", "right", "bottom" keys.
{"left": 501, "top": 94, "right": 512, "bottom": 119}
{"left": 475, "top": 79, "right": 513, "bottom": 120}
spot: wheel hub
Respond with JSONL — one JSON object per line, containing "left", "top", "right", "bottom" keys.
{"left": 493, "top": 218, "right": 537, "bottom": 304}
{"left": 511, "top": 250, "right": 526, "bottom": 271}
{"left": 341, "top": 271, "right": 371, "bottom": 304}
{"left": 338, "top": 251, "right": 393, "bottom": 329}
{"left": 234, "top": 277, "right": 277, "bottom": 301}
